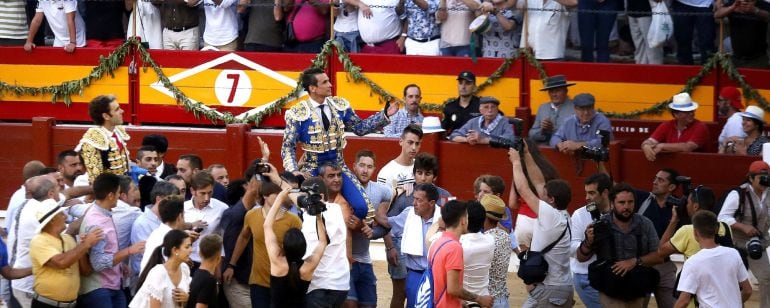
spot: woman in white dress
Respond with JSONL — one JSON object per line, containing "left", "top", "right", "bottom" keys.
{"left": 130, "top": 229, "right": 192, "bottom": 308}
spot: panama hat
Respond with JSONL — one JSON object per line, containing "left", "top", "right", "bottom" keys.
{"left": 741, "top": 105, "right": 765, "bottom": 123}
{"left": 480, "top": 194, "right": 508, "bottom": 221}
{"left": 668, "top": 93, "right": 699, "bottom": 112}
{"left": 421, "top": 116, "right": 445, "bottom": 134}
{"left": 35, "top": 199, "right": 65, "bottom": 233}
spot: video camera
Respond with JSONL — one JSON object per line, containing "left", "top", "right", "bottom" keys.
{"left": 291, "top": 184, "right": 327, "bottom": 216}
{"left": 759, "top": 174, "right": 770, "bottom": 187}
{"left": 489, "top": 118, "right": 525, "bottom": 152}
{"left": 579, "top": 130, "right": 611, "bottom": 162}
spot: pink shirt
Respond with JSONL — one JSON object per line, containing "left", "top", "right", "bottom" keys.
{"left": 290, "top": 0, "right": 329, "bottom": 42}
{"left": 429, "top": 232, "right": 464, "bottom": 308}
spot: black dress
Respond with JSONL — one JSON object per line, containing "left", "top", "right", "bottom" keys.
{"left": 269, "top": 265, "right": 311, "bottom": 308}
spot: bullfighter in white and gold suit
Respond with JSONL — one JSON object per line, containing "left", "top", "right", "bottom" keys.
{"left": 75, "top": 95, "right": 130, "bottom": 183}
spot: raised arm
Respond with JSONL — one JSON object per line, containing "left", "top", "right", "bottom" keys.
{"left": 522, "top": 142, "right": 546, "bottom": 198}
{"left": 265, "top": 189, "right": 291, "bottom": 274}
{"left": 509, "top": 148, "right": 540, "bottom": 214}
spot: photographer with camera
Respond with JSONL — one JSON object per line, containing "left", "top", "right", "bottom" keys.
{"left": 717, "top": 160, "right": 770, "bottom": 307}
{"left": 258, "top": 162, "right": 353, "bottom": 307}
{"left": 509, "top": 144, "right": 574, "bottom": 307}
{"left": 549, "top": 93, "right": 613, "bottom": 156}
{"left": 578, "top": 183, "right": 662, "bottom": 307}
{"left": 569, "top": 173, "right": 612, "bottom": 308}
{"left": 449, "top": 97, "right": 514, "bottom": 145}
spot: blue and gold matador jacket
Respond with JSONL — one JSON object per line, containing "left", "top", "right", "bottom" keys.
{"left": 281, "top": 96, "right": 389, "bottom": 173}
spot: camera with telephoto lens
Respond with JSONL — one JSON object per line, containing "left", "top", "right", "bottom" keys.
{"left": 723, "top": 0, "right": 735, "bottom": 7}
{"left": 747, "top": 236, "right": 764, "bottom": 260}
{"left": 579, "top": 130, "right": 611, "bottom": 162}
{"left": 292, "top": 184, "right": 327, "bottom": 215}
{"left": 489, "top": 118, "right": 525, "bottom": 152}
{"left": 586, "top": 202, "right": 610, "bottom": 248}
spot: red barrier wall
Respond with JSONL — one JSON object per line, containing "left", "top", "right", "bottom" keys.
{"left": 0, "top": 118, "right": 757, "bottom": 213}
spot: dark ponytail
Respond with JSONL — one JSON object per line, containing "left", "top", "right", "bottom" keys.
{"left": 134, "top": 229, "right": 189, "bottom": 293}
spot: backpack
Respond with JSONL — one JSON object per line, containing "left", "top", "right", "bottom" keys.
{"left": 414, "top": 239, "right": 453, "bottom": 308}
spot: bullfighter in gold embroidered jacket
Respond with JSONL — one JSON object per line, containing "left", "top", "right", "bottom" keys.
{"left": 282, "top": 68, "right": 400, "bottom": 220}
{"left": 75, "top": 95, "right": 130, "bottom": 183}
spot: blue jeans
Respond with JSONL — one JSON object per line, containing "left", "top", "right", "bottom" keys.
{"left": 405, "top": 269, "right": 424, "bottom": 308}
{"left": 306, "top": 289, "right": 348, "bottom": 308}
{"left": 577, "top": 0, "right": 619, "bottom": 62}
{"left": 672, "top": 0, "right": 716, "bottom": 65}
{"left": 77, "top": 288, "right": 126, "bottom": 308}
{"left": 249, "top": 284, "right": 270, "bottom": 308}
{"left": 347, "top": 262, "right": 377, "bottom": 306}
{"left": 573, "top": 273, "right": 601, "bottom": 308}
{"left": 335, "top": 31, "right": 361, "bottom": 53}
{"left": 492, "top": 296, "right": 509, "bottom": 308}
{"left": 440, "top": 45, "right": 471, "bottom": 57}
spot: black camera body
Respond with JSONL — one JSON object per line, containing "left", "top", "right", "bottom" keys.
{"left": 489, "top": 118, "right": 525, "bottom": 152}
{"left": 747, "top": 236, "right": 764, "bottom": 259}
{"left": 579, "top": 129, "right": 611, "bottom": 162}
{"left": 665, "top": 175, "right": 694, "bottom": 225}
{"left": 293, "top": 184, "right": 327, "bottom": 215}
{"left": 254, "top": 163, "right": 271, "bottom": 174}
{"left": 586, "top": 202, "right": 610, "bottom": 248}
{"left": 759, "top": 174, "right": 770, "bottom": 187}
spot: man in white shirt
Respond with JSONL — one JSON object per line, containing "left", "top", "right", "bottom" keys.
{"left": 183, "top": 171, "right": 227, "bottom": 269}
{"left": 517, "top": 0, "right": 577, "bottom": 60}
{"left": 675, "top": 211, "right": 752, "bottom": 308}
{"left": 10, "top": 175, "right": 59, "bottom": 308}
{"left": 718, "top": 160, "right": 770, "bottom": 307}
{"left": 24, "top": 0, "right": 86, "bottom": 53}
{"left": 509, "top": 146, "right": 574, "bottom": 307}
{"left": 333, "top": 0, "right": 362, "bottom": 53}
{"left": 297, "top": 177, "right": 351, "bottom": 306}
{"left": 377, "top": 124, "right": 423, "bottom": 190}
{"left": 357, "top": 0, "right": 403, "bottom": 54}
{"left": 569, "top": 173, "right": 610, "bottom": 308}
{"left": 202, "top": 0, "right": 239, "bottom": 50}
{"left": 459, "top": 201, "right": 495, "bottom": 301}
{"left": 717, "top": 86, "right": 747, "bottom": 153}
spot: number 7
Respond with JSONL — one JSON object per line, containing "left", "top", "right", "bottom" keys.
{"left": 226, "top": 73, "right": 240, "bottom": 103}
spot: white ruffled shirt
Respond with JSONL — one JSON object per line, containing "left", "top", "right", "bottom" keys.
{"left": 129, "top": 263, "right": 191, "bottom": 308}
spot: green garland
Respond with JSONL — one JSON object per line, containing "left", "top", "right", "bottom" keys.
{"left": 1, "top": 39, "right": 767, "bottom": 124}
{"left": 0, "top": 40, "right": 133, "bottom": 105}
{"left": 599, "top": 53, "right": 763, "bottom": 119}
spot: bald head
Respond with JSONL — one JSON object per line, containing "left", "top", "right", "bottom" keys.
{"left": 22, "top": 161, "right": 45, "bottom": 180}
{"left": 27, "top": 175, "right": 58, "bottom": 201}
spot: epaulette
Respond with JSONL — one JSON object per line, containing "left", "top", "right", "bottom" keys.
{"left": 329, "top": 96, "right": 350, "bottom": 111}
{"left": 75, "top": 127, "right": 110, "bottom": 151}
{"left": 114, "top": 126, "right": 130, "bottom": 142}
{"left": 285, "top": 100, "right": 312, "bottom": 122}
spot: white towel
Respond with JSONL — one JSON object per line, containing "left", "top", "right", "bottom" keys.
{"left": 401, "top": 205, "right": 441, "bottom": 256}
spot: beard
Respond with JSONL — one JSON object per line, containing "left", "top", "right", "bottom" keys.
{"left": 613, "top": 209, "right": 633, "bottom": 222}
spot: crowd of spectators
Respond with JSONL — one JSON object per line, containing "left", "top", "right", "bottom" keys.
{"left": 0, "top": 0, "right": 769, "bottom": 67}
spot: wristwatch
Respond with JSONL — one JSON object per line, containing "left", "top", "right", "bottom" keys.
{"left": 636, "top": 257, "right": 643, "bottom": 266}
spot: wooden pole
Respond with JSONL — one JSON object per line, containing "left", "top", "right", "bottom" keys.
{"left": 523, "top": 0, "right": 529, "bottom": 50}
{"left": 132, "top": 0, "right": 138, "bottom": 41}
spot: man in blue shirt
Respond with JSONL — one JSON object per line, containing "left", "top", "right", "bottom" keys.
{"left": 383, "top": 84, "right": 425, "bottom": 138}
{"left": 449, "top": 96, "right": 514, "bottom": 145}
{"left": 550, "top": 93, "right": 613, "bottom": 154}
